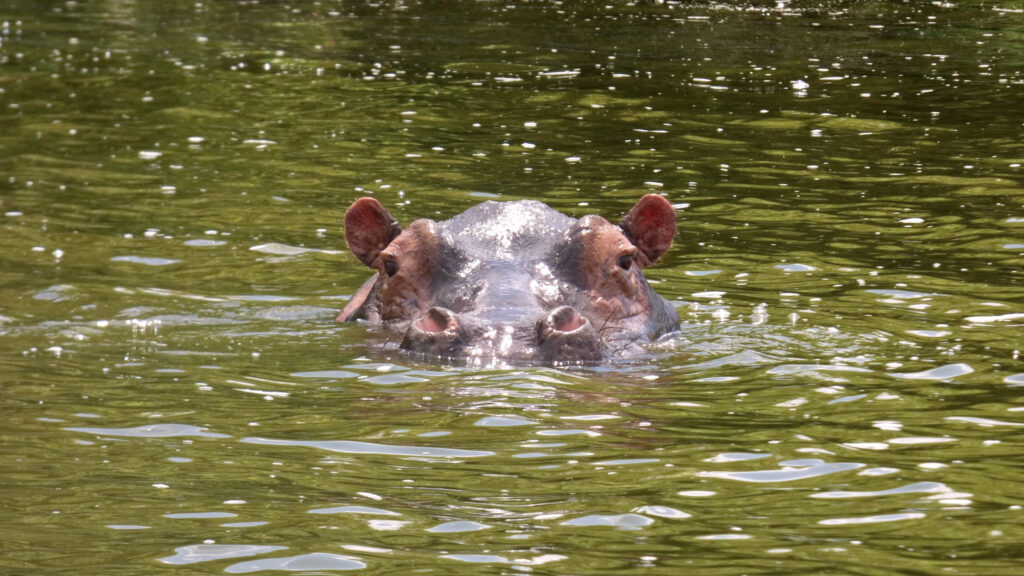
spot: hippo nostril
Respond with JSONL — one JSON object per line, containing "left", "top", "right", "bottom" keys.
{"left": 547, "top": 306, "right": 587, "bottom": 333}
{"left": 536, "top": 306, "right": 602, "bottom": 363}
{"left": 414, "top": 307, "right": 458, "bottom": 334}
{"left": 404, "top": 307, "right": 463, "bottom": 357}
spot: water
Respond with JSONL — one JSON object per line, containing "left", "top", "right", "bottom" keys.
{"left": 2, "top": 1, "right": 1023, "bottom": 574}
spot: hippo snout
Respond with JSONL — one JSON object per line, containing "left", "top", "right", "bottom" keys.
{"left": 400, "top": 305, "right": 603, "bottom": 364}
{"left": 536, "top": 306, "right": 602, "bottom": 363}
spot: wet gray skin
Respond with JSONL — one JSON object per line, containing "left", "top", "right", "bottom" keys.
{"left": 337, "top": 195, "right": 679, "bottom": 365}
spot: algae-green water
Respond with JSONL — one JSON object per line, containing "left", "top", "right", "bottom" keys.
{"left": 2, "top": 1, "right": 1022, "bottom": 574}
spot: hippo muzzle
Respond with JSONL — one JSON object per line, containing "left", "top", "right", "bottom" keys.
{"left": 337, "top": 195, "right": 679, "bottom": 365}
{"left": 400, "top": 303, "right": 602, "bottom": 363}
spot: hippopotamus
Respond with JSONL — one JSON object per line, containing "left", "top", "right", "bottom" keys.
{"left": 336, "top": 195, "right": 679, "bottom": 365}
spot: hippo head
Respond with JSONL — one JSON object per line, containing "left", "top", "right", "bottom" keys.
{"left": 337, "top": 195, "right": 679, "bottom": 365}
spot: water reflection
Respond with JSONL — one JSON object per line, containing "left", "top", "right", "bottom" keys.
{"left": 699, "top": 458, "right": 864, "bottom": 483}
{"left": 818, "top": 512, "right": 927, "bottom": 526}
{"left": 309, "top": 506, "right": 401, "bottom": 517}
{"left": 65, "top": 424, "right": 230, "bottom": 438}
{"left": 159, "top": 544, "right": 287, "bottom": 566}
{"left": 810, "top": 481, "right": 950, "bottom": 499}
{"left": 561, "top": 513, "right": 654, "bottom": 529}
{"left": 224, "top": 552, "right": 366, "bottom": 573}
{"left": 240, "top": 437, "right": 495, "bottom": 459}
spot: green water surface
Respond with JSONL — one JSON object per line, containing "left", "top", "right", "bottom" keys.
{"left": 2, "top": 1, "right": 1023, "bottom": 574}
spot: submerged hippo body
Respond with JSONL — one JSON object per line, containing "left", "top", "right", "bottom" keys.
{"left": 337, "top": 195, "right": 679, "bottom": 365}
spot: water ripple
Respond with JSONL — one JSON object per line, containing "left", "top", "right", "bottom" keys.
{"left": 441, "top": 553, "right": 567, "bottom": 565}
{"left": 164, "top": 511, "right": 237, "bottom": 519}
{"left": 633, "top": 505, "right": 692, "bottom": 519}
{"left": 427, "top": 520, "right": 491, "bottom": 533}
{"left": 698, "top": 459, "right": 863, "bottom": 483}
{"left": 249, "top": 243, "right": 342, "bottom": 256}
{"left": 810, "top": 481, "right": 950, "bottom": 499}
{"left": 474, "top": 415, "right": 536, "bottom": 427}
{"left": 945, "top": 416, "right": 1024, "bottom": 428}
{"left": 965, "top": 312, "right": 1024, "bottom": 324}
{"left": 66, "top": 424, "right": 229, "bottom": 438}
{"left": 225, "top": 552, "right": 366, "bottom": 573}
{"left": 308, "top": 506, "right": 401, "bottom": 516}
{"left": 766, "top": 363, "right": 872, "bottom": 376}
{"left": 241, "top": 437, "right": 494, "bottom": 458}
{"left": 818, "top": 512, "right": 927, "bottom": 526}
{"left": 594, "top": 458, "right": 659, "bottom": 466}
{"left": 291, "top": 370, "right": 361, "bottom": 380}
{"left": 560, "top": 513, "right": 654, "bottom": 529}
{"left": 889, "top": 363, "right": 974, "bottom": 380}
{"left": 443, "top": 554, "right": 510, "bottom": 564}
{"left": 110, "top": 255, "right": 180, "bottom": 266}
{"left": 160, "top": 544, "right": 287, "bottom": 565}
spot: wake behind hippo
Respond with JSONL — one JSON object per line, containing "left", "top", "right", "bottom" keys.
{"left": 337, "top": 195, "right": 680, "bottom": 365}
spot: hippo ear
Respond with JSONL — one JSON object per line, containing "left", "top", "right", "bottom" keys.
{"left": 620, "top": 194, "right": 677, "bottom": 267}
{"left": 345, "top": 197, "right": 402, "bottom": 267}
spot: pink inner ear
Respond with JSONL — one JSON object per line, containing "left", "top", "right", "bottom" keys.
{"left": 621, "top": 194, "right": 677, "bottom": 266}
{"left": 345, "top": 197, "right": 402, "bottom": 267}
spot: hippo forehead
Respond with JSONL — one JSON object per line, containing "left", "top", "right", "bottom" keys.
{"left": 438, "top": 200, "right": 576, "bottom": 261}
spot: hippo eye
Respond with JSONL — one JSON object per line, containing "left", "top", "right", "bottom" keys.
{"left": 617, "top": 253, "right": 634, "bottom": 271}
{"left": 383, "top": 259, "right": 399, "bottom": 277}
